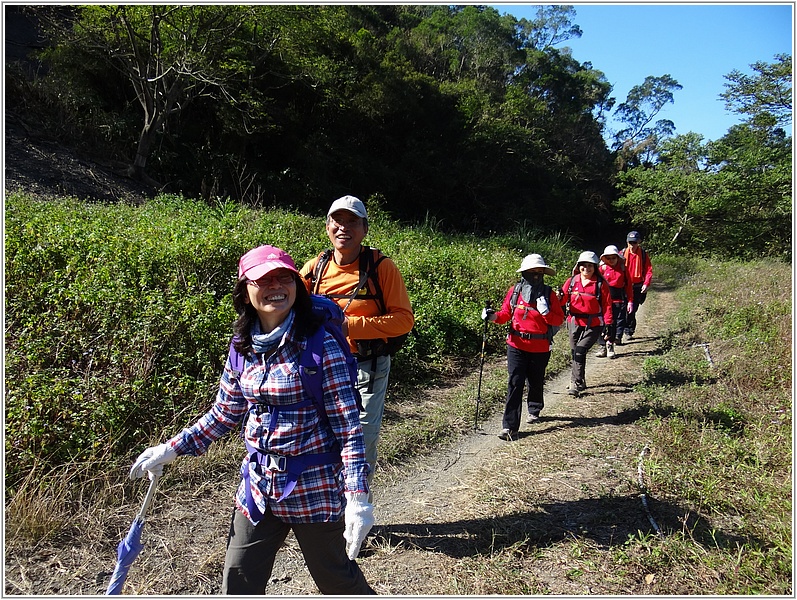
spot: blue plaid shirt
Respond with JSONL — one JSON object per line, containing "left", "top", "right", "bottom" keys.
{"left": 169, "top": 322, "right": 369, "bottom": 524}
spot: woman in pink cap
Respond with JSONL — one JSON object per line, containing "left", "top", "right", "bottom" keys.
{"left": 129, "top": 245, "right": 376, "bottom": 595}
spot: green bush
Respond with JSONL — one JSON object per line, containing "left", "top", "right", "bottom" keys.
{"left": 5, "top": 192, "right": 581, "bottom": 485}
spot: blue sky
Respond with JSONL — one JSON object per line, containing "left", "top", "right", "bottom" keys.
{"left": 493, "top": 3, "right": 793, "bottom": 143}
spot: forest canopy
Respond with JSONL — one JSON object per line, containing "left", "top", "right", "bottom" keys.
{"left": 6, "top": 5, "right": 792, "bottom": 259}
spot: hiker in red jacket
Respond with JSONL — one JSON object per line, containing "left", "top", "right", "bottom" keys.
{"left": 483, "top": 254, "right": 565, "bottom": 441}
{"left": 619, "top": 231, "right": 653, "bottom": 341}
{"left": 595, "top": 245, "right": 634, "bottom": 359}
{"left": 560, "top": 251, "right": 613, "bottom": 396}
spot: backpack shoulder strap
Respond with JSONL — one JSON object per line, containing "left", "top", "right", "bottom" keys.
{"left": 300, "top": 297, "right": 364, "bottom": 420}
{"left": 298, "top": 325, "right": 330, "bottom": 425}
{"left": 510, "top": 281, "right": 523, "bottom": 311}
{"left": 229, "top": 337, "right": 245, "bottom": 379}
{"left": 354, "top": 245, "right": 388, "bottom": 314}
{"left": 307, "top": 249, "right": 333, "bottom": 295}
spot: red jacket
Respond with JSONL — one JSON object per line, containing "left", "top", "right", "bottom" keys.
{"left": 621, "top": 246, "right": 653, "bottom": 287}
{"left": 561, "top": 275, "right": 613, "bottom": 327}
{"left": 599, "top": 262, "right": 634, "bottom": 305}
{"left": 493, "top": 283, "right": 565, "bottom": 353}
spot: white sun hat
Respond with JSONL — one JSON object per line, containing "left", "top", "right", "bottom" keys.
{"left": 516, "top": 253, "right": 556, "bottom": 276}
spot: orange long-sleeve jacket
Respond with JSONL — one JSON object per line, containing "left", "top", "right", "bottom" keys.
{"left": 300, "top": 247, "right": 414, "bottom": 355}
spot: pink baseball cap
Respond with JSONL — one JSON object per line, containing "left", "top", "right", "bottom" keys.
{"left": 237, "top": 245, "right": 298, "bottom": 281}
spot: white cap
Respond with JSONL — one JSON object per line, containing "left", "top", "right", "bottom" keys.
{"left": 516, "top": 253, "right": 556, "bottom": 276}
{"left": 327, "top": 195, "right": 367, "bottom": 219}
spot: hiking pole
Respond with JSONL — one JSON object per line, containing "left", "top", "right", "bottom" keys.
{"left": 475, "top": 300, "right": 491, "bottom": 431}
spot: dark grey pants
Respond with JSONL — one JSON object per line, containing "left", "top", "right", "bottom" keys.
{"left": 568, "top": 321, "right": 601, "bottom": 389}
{"left": 222, "top": 506, "right": 376, "bottom": 595}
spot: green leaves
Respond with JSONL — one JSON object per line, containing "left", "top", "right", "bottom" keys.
{"left": 5, "top": 192, "right": 580, "bottom": 483}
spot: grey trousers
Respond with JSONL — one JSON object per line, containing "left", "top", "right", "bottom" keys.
{"left": 356, "top": 354, "right": 391, "bottom": 496}
{"left": 222, "top": 506, "right": 376, "bottom": 595}
{"left": 568, "top": 321, "right": 601, "bottom": 389}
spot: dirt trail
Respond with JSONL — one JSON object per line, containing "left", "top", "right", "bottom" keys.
{"left": 3, "top": 289, "right": 673, "bottom": 596}
{"left": 261, "top": 291, "right": 673, "bottom": 595}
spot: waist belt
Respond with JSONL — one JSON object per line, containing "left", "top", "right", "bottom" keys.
{"left": 509, "top": 326, "right": 549, "bottom": 340}
{"left": 242, "top": 399, "right": 342, "bottom": 524}
{"left": 241, "top": 446, "right": 341, "bottom": 523}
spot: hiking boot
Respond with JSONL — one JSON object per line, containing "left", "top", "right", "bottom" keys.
{"left": 625, "top": 330, "right": 634, "bottom": 341}
{"left": 526, "top": 414, "right": 539, "bottom": 424}
{"left": 607, "top": 342, "right": 616, "bottom": 359}
{"left": 595, "top": 345, "right": 607, "bottom": 358}
{"left": 498, "top": 428, "right": 517, "bottom": 441}
{"left": 567, "top": 386, "right": 580, "bottom": 397}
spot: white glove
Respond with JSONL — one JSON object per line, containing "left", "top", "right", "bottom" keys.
{"left": 627, "top": 302, "right": 634, "bottom": 313}
{"left": 129, "top": 443, "right": 178, "bottom": 480}
{"left": 481, "top": 308, "right": 495, "bottom": 321}
{"left": 343, "top": 492, "right": 375, "bottom": 560}
{"left": 536, "top": 295, "right": 549, "bottom": 315}
{"left": 641, "top": 285, "right": 648, "bottom": 293}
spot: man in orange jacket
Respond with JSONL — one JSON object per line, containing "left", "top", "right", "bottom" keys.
{"left": 301, "top": 196, "right": 414, "bottom": 498}
{"left": 619, "top": 231, "right": 653, "bottom": 341}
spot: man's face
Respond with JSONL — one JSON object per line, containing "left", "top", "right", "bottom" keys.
{"left": 326, "top": 210, "right": 367, "bottom": 252}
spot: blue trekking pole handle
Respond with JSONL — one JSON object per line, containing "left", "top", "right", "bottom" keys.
{"left": 475, "top": 300, "right": 491, "bottom": 430}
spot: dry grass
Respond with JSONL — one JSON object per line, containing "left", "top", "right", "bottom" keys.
{"left": 4, "top": 262, "right": 792, "bottom": 595}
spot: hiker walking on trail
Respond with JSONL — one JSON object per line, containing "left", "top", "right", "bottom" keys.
{"left": 560, "top": 251, "right": 613, "bottom": 397}
{"left": 483, "top": 254, "right": 564, "bottom": 441}
{"left": 619, "top": 231, "right": 653, "bottom": 342}
{"left": 595, "top": 245, "right": 634, "bottom": 359}
{"left": 129, "top": 245, "right": 376, "bottom": 595}
{"left": 301, "top": 196, "right": 414, "bottom": 497}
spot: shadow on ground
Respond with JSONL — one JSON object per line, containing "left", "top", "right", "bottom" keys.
{"left": 370, "top": 495, "right": 754, "bottom": 560}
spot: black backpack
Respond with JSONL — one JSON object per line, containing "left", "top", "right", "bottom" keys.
{"left": 307, "top": 245, "right": 410, "bottom": 357}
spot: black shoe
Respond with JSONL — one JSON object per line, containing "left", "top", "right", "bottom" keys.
{"left": 498, "top": 428, "right": 518, "bottom": 441}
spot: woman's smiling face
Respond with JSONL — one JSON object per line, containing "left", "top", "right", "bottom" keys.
{"left": 244, "top": 268, "right": 297, "bottom": 330}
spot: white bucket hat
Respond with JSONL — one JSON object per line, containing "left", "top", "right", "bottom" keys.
{"left": 516, "top": 253, "right": 556, "bottom": 276}
{"left": 572, "top": 250, "right": 600, "bottom": 275}
{"left": 600, "top": 245, "right": 621, "bottom": 260}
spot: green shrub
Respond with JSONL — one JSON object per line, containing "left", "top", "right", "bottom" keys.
{"left": 5, "top": 192, "right": 580, "bottom": 485}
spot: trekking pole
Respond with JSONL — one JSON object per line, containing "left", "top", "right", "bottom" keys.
{"left": 475, "top": 300, "right": 491, "bottom": 431}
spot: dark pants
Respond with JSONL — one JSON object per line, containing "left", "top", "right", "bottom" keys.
{"left": 568, "top": 321, "right": 601, "bottom": 389}
{"left": 598, "top": 302, "right": 625, "bottom": 347}
{"left": 222, "top": 506, "right": 376, "bottom": 595}
{"left": 503, "top": 345, "right": 550, "bottom": 430}
{"left": 626, "top": 283, "right": 648, "bottom": 335}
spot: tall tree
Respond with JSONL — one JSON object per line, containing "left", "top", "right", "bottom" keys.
{"left": 517, "top": 5, "right": 582, "bottom": 50}
{"left": 721, "top": 53, "right": 792, "bottom": 127}
{"left": 613, "top": 55, "right": 791, "bottom": 259}
{"left": 612, "top": 74, "right": 682, "bottom": 168}
{"left": 37, "top": 5, "right": 268, "bottom": 185}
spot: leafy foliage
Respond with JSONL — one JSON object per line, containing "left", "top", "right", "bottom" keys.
{"left": 612, "top": 55, "right": 791, "bottom": 259}
{"left": 4, "top": 192, "right": 577, "bottom": 486}
{"left": 18, "top": 4, "right": 617, "bottom": 235}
